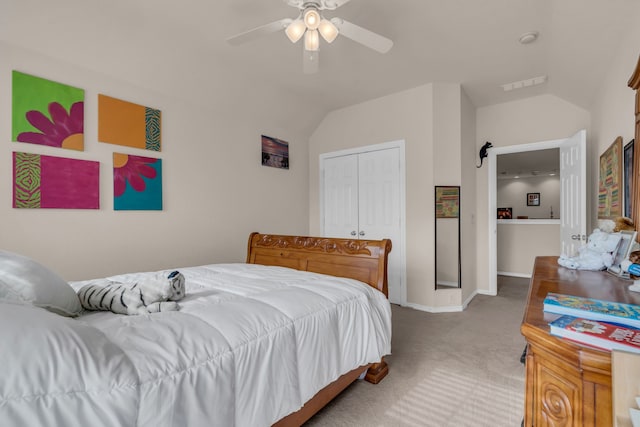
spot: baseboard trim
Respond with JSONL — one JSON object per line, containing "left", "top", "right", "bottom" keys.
{"left": 497, "top": 271, "right": 532, "bottom": 279}
{"left": 462, "top": 290, "right": 478, "bottom": 308}
{"left": 405, "top": 302, "right": 464, "bottom": 313}
{"left": 404, "top": 289, "right": 478, "bottom": 313}
{"left": 436, "top": 280, "right": 459, "bottom": 287}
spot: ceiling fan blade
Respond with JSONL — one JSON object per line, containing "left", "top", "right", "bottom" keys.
{"left": 330, "top": 18, "right": 393, "bottom": 53}
{"left": 226, "top": 18, "right": 292, "bottom": 46}
{"left": 303, "top": 50, "right": 319, "bottom": 74}
{"left": 285, "top": 0, "right": 351, "bottom": 11}
{"left": 322, "top": 0, "right": 352, "bottom": 10}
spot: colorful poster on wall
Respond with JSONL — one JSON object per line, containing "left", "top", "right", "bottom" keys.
{"left": 435, "top": 186, "right": 460, "bottom": 218}
{"left": 598, "top": 136, "right": 623, "bottom": 219}
{"left": 12, "top": 71, "right": 85, "bottom": 151}
{"left": 99, "top": 94, "right": 161, "bottom": 151}
{"left": 13, "top": 152, "right": 99, "bottom": 209}
{"left": 261, "top": 135, "right": 289, "bottom": 169}
{"left": 113, "top": 153, "right": 162, "bottom": 210}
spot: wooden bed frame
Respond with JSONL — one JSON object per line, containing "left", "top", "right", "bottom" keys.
{"left": 245, "top": 232, "right": 392, "bottom": 426}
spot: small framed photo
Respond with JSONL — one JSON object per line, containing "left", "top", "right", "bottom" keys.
{"left": 608, "top": 230, "right": 638, "bottom": 277}
{"left": 261, "top": 134, "right": 289, "bottom": 170}
{"left": 624, "top": 139, "right": 634, "bottom": 218}
{"left": 497, "top": 207, "right": 512, "bottom": 219}
{"left": 527, "top": 192, "right": 540, "bottom": 206}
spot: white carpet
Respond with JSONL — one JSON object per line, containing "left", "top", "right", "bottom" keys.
{"left": 306, "top": 276, "right": 528, "bottom": 426}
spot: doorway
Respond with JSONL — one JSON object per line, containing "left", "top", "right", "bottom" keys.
{"left": 320, "top": 140, "right": 407, "bottom": 305}
{"left": 486, "top": 130, "right": 587, "bottom": 295}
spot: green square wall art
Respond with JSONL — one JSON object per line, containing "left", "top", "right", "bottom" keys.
{"left": 12, "top": 71, "right": 85, "bottom": 151}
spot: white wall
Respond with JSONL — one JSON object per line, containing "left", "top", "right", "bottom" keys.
{"left": 590, "top": 22, "right": 640, "bottom": 223}
{"left": 309, "top": 83, "right": 472, "bottom": 309}
{"left": 460, "top": 89, "right": 478, "bottom": 303}
{"left": 309, "top": 84, "right": 435, "bottom": 307}
{"left": 1, "top": 41, "right": 315, "bottom": 280}
{"left": 497, "top": 175, "right": 560, "bottom": 219}
{"left": 497, "top": 224, "right": 560, "bottom": 274}
{"left": 475, "top": 94, "right": 591, "bottom": 292}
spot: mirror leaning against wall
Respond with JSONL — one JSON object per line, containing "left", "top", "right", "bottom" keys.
{"left": 435, "top": 186, "right": 461, "bottom": 289}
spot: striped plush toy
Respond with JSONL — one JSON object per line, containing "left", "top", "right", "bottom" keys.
{"left": 77, "top": 270, "right": 185, "bottom": 315}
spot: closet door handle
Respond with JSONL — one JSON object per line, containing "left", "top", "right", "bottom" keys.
{"left": 351, "top": 231, "right": 357, "bottom": 236}
{"left": 359, "top": 231, "right": 365, "bottom": 236}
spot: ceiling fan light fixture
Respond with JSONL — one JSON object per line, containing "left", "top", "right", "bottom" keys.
{"left": 303, "top": 8, "right": 321, "bottom": 30}
{"left": 304, "top": 29, "right": 320, "bottom": 51}
{"left": 318, "top": 19, "right": 339, "bottom": 43}
{"left": 285, "top": 19, "right": 306, "bottom": 43}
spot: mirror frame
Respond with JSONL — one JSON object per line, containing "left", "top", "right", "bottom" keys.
{"left": 434, "top": 185, "right": 461, "bottom": 290}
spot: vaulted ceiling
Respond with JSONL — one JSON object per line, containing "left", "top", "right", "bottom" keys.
{"left": 2, "top": 0, "right": 639, "bottom": 123}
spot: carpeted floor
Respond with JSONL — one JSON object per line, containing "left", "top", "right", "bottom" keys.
{"left": 305, "top": 276, "right": 529, "bottom": 427}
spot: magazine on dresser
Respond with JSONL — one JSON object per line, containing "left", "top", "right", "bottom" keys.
{"left": 544, "top": 292, "right": 640, "bottom": 329}
{"left": 549, "top": 315, "right": 640, "bottom": 354}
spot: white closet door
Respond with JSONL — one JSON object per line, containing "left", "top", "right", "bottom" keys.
{"left": 358, "top": 149, "right": 402, "bottom": 303}
{"left": 322, "top": 147, "right": 402, "bottom": 304}
{"left": 323, "top": 154, "right": 359, "bottom": 238}
{"left": 357, "top": 149, "right": 400, "bottom": 240}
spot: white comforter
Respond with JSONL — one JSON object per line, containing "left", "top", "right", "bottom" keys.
{"left": 0, "top": 263, "right": 392, "bottom": 427}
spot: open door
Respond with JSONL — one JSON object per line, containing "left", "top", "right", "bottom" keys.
{"left": 487, "top": 129, "right": 587, "bottom": 295}
{"left": 560, "top": 129, "right": 587, "bottom": 257}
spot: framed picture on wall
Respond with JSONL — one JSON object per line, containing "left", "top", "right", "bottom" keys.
{"left": 624, "top": 139, "right": 634, "bottom": 218}
{"left": 607, "top": 230, "right": 638, "bottom": 277}
{"left": 527, "top": 192, "right": 540, "bottom": 206}
{"left": 598, "top": 136, "right": 623, "bottom": 219}
{"left": 497, "top": 207, "right": 512, "bottom": 219}
{"left": 435, "top": 186, "right": 460, "bottom": 218}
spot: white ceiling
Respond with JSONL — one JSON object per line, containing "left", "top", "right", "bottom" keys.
{"left": 497, "top": 149, "right": 559, "bottom": 179}
{"left": 2, "top": 0, "right": 639, "bottom": 122}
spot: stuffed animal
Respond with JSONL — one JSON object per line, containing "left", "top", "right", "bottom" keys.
{"left": 598, "top": 216, "right": 635, "bottom": 233}
{"left": 557, "top": 229, "right": 622, "bottom": 270}
{"left": 624, "top": 250, "right": 640, "bottom": 279}
{"left": 77, "top": 270, "right": 186, "bottom": 315}
{"left": 598, "top": 219, "right": 616, "bottom": 233}
{"left": 614, "top": 216, "right": 636, "bottom": 232}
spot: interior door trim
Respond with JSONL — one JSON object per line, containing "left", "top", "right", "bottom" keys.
{"left": 486, "top": 133, "right": 586, "bottom": 295}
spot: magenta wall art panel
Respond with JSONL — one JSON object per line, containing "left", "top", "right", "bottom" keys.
{"left": 13, "top": 152, "right": 99, "bottom": 209}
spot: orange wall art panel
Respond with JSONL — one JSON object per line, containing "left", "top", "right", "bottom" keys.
{"left": 98, "top": 94, "right": 161, "bottom": 151}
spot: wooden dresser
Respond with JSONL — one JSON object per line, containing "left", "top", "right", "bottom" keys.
{"left": 521, "top": 256, "right": 640, "bottom": 426}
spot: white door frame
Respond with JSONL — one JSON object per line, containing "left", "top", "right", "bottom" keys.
{"left": 487, "top": 138, "right": 567, "bottom": 295}
{"left": 319, "top": 140, "right": 407, "bottom": 305}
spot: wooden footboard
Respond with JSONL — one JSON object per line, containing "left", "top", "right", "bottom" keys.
{"left": 246, "top": 233, "right": 392, "bottom": 426}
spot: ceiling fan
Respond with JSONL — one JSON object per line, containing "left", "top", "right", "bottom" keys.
{"left": 226, "top": 0, "right": 393, "bottom": 74}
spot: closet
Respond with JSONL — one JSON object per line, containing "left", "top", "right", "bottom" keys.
{"left": 320, "top": 142, "right": 405, "bottom": 304}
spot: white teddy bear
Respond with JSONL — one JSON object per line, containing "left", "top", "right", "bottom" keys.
{"left": 557, "top": 229, "right": 622, "bottom": 270}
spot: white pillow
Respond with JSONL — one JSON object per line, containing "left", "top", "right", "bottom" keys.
{"left": 0, "top": 250, "right": 81, "bottom": 317}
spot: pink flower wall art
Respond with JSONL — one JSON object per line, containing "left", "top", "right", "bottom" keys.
{"left": 113, "top": 153, "right": 162, "bottom": 210}
{"left": 12, "top": 71, "right": 85, "bottom": 151}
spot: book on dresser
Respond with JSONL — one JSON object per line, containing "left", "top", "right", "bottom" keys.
{"left": 543, "top": 292, "right": 640, "bottom": 329}
{"left": 549, "top": 315, "right": 640, "bottom": 353}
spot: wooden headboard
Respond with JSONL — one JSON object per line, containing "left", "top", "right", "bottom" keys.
{"left": 246, "top": 232, "right": 392, "bottom": 297}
